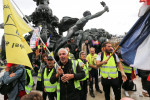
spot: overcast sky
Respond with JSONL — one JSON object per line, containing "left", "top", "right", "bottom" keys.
{"left": 0, "top": 0, "right": 142, "bottom": 42}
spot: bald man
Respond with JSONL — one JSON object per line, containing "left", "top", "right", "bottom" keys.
{"left": 86, "top": 47, "right": 102, "bottom": 98}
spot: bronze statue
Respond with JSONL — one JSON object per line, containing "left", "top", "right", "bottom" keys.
{"left": 24, "top": 0, "right": 60, "bottom": 50}
{"left": 67, "top": 1, "right": 109, "bottom": 38}
{"left": 54, "top": 1, "right": 109, "bottom": 55}
{"left": 1, "top": 1, "right": 111, "bottom": 60}
{"left": 33, "top": 0, "right": 49, "bottom": 6}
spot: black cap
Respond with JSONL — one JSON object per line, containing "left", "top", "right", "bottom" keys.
{"left": 47, "top": 56, "right": 53, "bottom": 60}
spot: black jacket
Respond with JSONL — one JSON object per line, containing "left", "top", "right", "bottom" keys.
{"left": 50, "top": 59, "right": 85, "bottom": 100}
{"left": 70, "top": 43, "right": 78, "bottom": 54}
{"left": 138, "top": 69, "right": 150, "bottom": 79}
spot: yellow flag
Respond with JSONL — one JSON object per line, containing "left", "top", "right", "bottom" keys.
{"left": 20, "top": 35, "right": 32, "bottom": 54}
{"left": 3, "top": 0, "right": 33, "bottom": 69}
{"left": 4, "top": 0, "right": 32, "bottom": 35}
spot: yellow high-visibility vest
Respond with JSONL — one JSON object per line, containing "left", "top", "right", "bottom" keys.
{"left": 101, "top": 52, "right": 118, "bottom": 78}
{"left": 77, "top": 59, "right": 89, "bottom": 81}
{"left": 25, "top": 69, "right": 34, "bottom": 94}
{"left": 44, "top": 68, "right": 57, "bottom": 92}
{"left": 86, "top": 54, "right": 97, "bottom": 71}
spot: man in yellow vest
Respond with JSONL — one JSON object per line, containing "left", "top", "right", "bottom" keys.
{"left": 86, "top": 47, "right": 102, "bottom": 98}
{"left": 50, "top": 48, "right": 85, "bottom": 100}
{"left": 41, "top": 56, "right": 57, "bottom": 100}
{"left": 96, "top": 42, "right": 127, "bottom": 100}
{"left": 118, "top": 55, "right": 136, "bottom": 97}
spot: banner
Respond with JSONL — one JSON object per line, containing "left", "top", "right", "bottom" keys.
{"left": 30, "top": 27, "right": 41, "bottom": 49}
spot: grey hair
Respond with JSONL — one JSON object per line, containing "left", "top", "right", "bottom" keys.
{"left": 79, "top": 51, "right": 85, "bottom": 58}
{"left": 58, "top": 48, "right": 68, "bottom": 55}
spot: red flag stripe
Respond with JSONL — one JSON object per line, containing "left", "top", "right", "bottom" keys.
{"left": 147, "top": 74, "right": 150, "bottom": 81}
{"left": 140, "top": 0, "right": 150, "bottom": 5}
{"left": 140, "top": 0, "right": 147, "bottom": 2}
{"left": 148, "top": 0, "right": 150, "bottom": 5}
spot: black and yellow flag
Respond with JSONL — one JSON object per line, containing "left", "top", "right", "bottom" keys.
{"left": 3, "top": 0, "right": 33, "bottom": 69}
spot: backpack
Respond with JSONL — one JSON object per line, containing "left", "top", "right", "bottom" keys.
{"left": 122, "top": 80, "right": 137, "bottom": 91}
{"left": 0, "top": 67, "right": 25, "bottom": 95}
{"left": 0, "top": 81, "right": 15, "bottom": 95}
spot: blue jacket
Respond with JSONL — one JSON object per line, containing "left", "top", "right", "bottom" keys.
{"left": 0, "top": 65, "right": 26, "bottom": 100}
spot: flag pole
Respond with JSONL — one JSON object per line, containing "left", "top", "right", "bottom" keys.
{"left": 11, "top": 0, "right": 60, "bottom": 67}
{"left": 11, "top": 0, "right": 30, "bottom": 24}
{"left": 106, "top": 45, "right": 120, "bottom": 61}
{"left": 36, "top": 31, "right": 60, "bottom": 67}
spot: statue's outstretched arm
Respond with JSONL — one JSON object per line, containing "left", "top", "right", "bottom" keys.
{"left": 89, "top": 5, "right": 109, "bottom": 20}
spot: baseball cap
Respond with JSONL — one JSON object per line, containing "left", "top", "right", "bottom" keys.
{"left": 6, "top": 63, "right": 13, "bottom": 67}
{"left": 47, "top": 56, "right": 53, "bottom": 60}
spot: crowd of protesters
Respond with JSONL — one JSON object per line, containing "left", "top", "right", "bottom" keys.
{"left": 0, "top": 38, "right": 150, "bottom": 100}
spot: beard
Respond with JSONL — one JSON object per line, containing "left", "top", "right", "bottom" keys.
{"left": 106, "top": 49, "right": 113, "bottom": 54}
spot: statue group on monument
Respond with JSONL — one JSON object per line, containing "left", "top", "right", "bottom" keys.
{"left": 0, "top": 0, "right": 112, "bottom": 60}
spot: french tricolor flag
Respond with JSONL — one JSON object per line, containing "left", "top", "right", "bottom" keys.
{"left": 120, "top": 9, "right": 150, "bottom": 70}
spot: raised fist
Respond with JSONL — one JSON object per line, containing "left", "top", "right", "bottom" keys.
{"left": 104, "top": 6, "right": 109, "bottom": 12}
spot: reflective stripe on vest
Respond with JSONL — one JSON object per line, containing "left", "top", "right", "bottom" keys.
{"left": 101, "top": 71, "right": 118, "bottom": 74}
{"left": 37, "top": 62, "right": 43, "bottom": 81}
{"left": 77, "top": 59, "right": 89, "bottom": 81}
{"left": 25, "top": 69, "right": 34, "bottom": 94}
{"left": 101, "top": 52, "right": 118, "bottom": 78}
{"left": 44, "top": 68, "right": 57, "bottom": 92}
{"left": 101, "top": 66, "right": 116, "bottom": 69}
{"left": 45, "top": 86, "right": 57, "bottom": 88}
{"left": 57, "top": 78, "right": 60, "bottom": 100}
{"left": 119, "top": 63, "right": 132, "bottom": 73}
{"left": 68, "top": 53, "right": 71, "bottom": 59}
{"left": 55, "top": 60, "right": 81, "bottom": 100}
